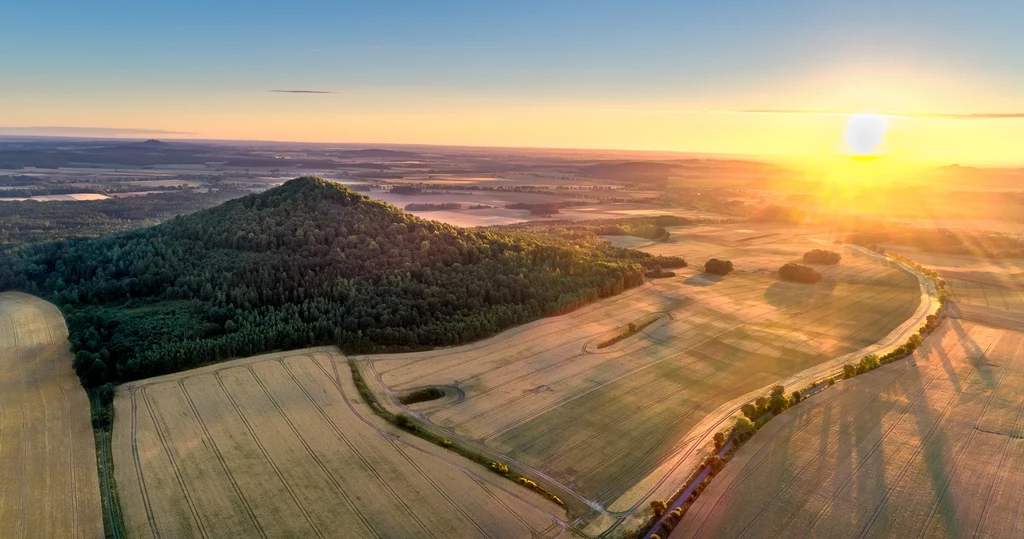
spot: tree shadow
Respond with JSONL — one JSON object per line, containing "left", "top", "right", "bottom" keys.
{"left": 764, "top": 280, "right": 836, "bottom": 310}
{"left": 683, "top": 273, "right": 724, "bottom": 287}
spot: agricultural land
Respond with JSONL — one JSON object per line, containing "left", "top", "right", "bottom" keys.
{"left": 112, "top": 347, "right": 569, "bottom": 539}
{"left": 356, "top": 223, "right": 935, "bottom": 534}
{"left": 0, "top": 292, "right": 103, "bottom": 538}
{"left": 673, "top": 316, "right": 1024, "bottom": 539}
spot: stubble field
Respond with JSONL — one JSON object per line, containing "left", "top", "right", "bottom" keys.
{"left": 357, "top": 224, "right": 928, "bottom": 530}
{"left": 113, "top": 347, "right": 568, "bottom": 539}
{"left": 0, "top": 292, "right": 103, "bottom": 538}
{"left": 673, "top": 318, "right": 1024, "bottom": 539}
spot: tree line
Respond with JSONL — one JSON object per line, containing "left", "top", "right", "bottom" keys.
{"left": 0, "top": 177, "right": 680, "bottom": 388}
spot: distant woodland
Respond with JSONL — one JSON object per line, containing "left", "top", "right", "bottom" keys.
{"left": 0, "top": 189, "right": 249, "bottom": 248}
{"left": 0, "top": 177, "right": 683, "bottom": 387}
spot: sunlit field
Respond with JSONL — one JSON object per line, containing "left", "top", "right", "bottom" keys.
{"left": 674, "top": 318, "right": 1024, "bottom": 539}
{"left": 0, "top": 293, "right": 103, "bottom": 538}
{"left": 356, "top": 223, "right": 931, "bottom": 532}
{"left": 113, "top": 348, "right": 568, "bottom": 538}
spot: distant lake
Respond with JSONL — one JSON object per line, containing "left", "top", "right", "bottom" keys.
{"left": 0, "top": 193, "right": 110, "bottom": 202}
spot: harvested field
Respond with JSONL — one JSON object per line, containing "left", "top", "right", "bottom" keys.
{"left": 0, "top": 292, "right": 103, "bottom": 538}
{"left": 358, "top": 224, "right": 929, "bottom": 526}
{"left": 113, "top": 347, "right": 567, "bottom": 539}
{"left": 673, "top": 319, "right": 1024, "bottom": 539}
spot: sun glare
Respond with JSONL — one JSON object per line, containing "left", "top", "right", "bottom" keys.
{"left": 844, "top": 113, "right": 888, "bottom": 156}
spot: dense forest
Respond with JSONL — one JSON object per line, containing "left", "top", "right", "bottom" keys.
{"left": 0, "top": 177, "right": 683, "bottom": 387}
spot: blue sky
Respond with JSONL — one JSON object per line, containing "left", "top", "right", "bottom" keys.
{"left": 3, "top": 1, "right": 1023, "bottom": 161}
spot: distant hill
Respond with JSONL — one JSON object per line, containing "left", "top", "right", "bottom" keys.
{"left": 0, "top": 177, "right": 668, "bottom": 387}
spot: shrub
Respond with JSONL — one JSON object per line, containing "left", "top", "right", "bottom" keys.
{"left": 441, "top": 439, "right": 452, "bottom": 448}
{"left": 858, "top": 354, "right": 881, "bottom": 373}
{"left": 779, "top": 262, "right": 822, "bottom": 284}
{"left": 706, "top": 455, "right": 725, "bottom": 475}
{"left": 771, "top": 384, "right": 785, "bottom": 397}
{"left": 741, "top": 403, "right": 757, "bottom": 420}
{"left": 843, "top": 364, "right": 857, "bottom": 379}
{"left": 791, "top": 390, "right": 802, "bottom": 404}
{"left": 769, "top": 393, "right": 790, "bottom": 415}
{"left": 827, "top": 376, "right": 836, "bottom": 386}
{"left": 651, "top": 499, "right": 668, "bottom": 518}
{"left": 755, "top": 396, "right": 770, "bottom": 416}
{"left": 704, "top": 258, "right": 735, "bottom": 275}
{"left": 398, "top": 387, "right": 445, "bottom": 405}
{"left": 490, "top": 461, "right": 510, "bottom": 475}
{"left": 734, "top": 416, "right": 756, "bottom": 441}
{"left": 713, "top": 431, "right": 726, "bottom": 451}
{"left": 803, "top": 249, "right": 842, "bottom": 265}
{"left": 395, "top": 413, "right": 417, "bottom": 431}
{"left": 96, "top": 383, "right": 116, "bottom": 407}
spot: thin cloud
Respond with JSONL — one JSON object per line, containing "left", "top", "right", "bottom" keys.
{"left": 0, "top": 126, "right": 196, "bottom": 136}
{"left": 268, "top": 89, "right": 346, "bottom": 95}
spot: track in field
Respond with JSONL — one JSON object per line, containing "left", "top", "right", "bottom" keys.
{"left": 117, "top": 350, "right": 566, "bottom": 539}
{"left": 675, "top": 321, "right": 1024, "bottom": 539}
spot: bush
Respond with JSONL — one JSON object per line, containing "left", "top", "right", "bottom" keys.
{"left": 858, "top": 354, "right": 881, "bottom": 373}
{"left": 741, "top": 403, "right": 757, "bottom": 420}
{"left": 713, "top": 431, "right": 726, "bottom": 451}
{"left": 398, "top": 387, "right": 445, "bottom": 405}
{"left": 770, "top": 384, "right": 785, "bottom": 397}
{"left": 826, "top": 376, "right": 836, "bottom": 386}
{"left": 755, "top": 396, "right": 770, "bottom": 416}
{"left": 778, "top": 262, "right": 821, "bottom": 284}
{"left": 395, "top": 413, "right": 417, "bottom": 431}
{"left": 490, "top": 461, "right": 510, "bottom": 474}
{"left": 651, "top": 499, "right": 668, "bottom": 518}
{"left": 769, "top": 393, "right": 790, "bottom": 415}
{"left": 734, "top": 416, "right": 756, "bottom": 440}
{"left": 706, "top": 455, "right": 725, "bottom": 475}
{"left": 843, "top": 364, "right": 857, "bottom": 379}
{"left": 791, "top": 390, "right": 802, "bottom": 404}
{"left": 803, "top": 249, "right": 842, "bottom": 265}
{"left": 704, "top": 258, "right": 734, "bottom": 275}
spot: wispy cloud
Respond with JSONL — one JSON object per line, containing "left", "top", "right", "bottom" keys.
{"left": 268, "top": 89, "right": 346, "bottom": 95}
{"left": 0, "top": 126, "right": 196, "bottom": 137}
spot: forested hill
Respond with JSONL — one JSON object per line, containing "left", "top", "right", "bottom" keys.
{"left": 0, "top": 177, "right": 684, "bottom": 387}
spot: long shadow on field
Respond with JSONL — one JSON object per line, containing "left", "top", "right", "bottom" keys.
{"left": 683, "top": 273, "right": 724, "bottom": 287}
{"left": 763, "top": 280, "right": 835, "bottom": 310}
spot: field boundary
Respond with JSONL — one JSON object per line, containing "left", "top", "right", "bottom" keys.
{"left": 91, "top": 394, "right": 126, "bottom": 539}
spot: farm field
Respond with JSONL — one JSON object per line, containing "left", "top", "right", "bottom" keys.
{"left": 673, "top": 318, "right": 1024, "bottom": 539}
{"left": 112, "top": 347, "right": 568, "bottom": 539}
{"left": 876, "top": 246, "right": 1024, "bottom": 315}
{"left": 357, "top": 224, "right": 930, "bottom": 529}
{"left": 0, "top": 292, "right": 103, "bottom": 538}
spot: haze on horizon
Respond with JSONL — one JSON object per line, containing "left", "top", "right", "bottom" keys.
{"left": 4, "top": 1, "right": 1024, "bottom": 165}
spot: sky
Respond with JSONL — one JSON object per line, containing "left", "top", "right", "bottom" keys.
{"left": 3, "top": 1, "right": 1024, "bottom": 164}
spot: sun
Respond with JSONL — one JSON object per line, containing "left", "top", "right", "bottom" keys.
{"left": 844, "top": 113, "right": 888, "bottom": 156}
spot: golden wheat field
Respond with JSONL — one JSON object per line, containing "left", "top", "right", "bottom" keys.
{"left": 0, "top": 292, "right": 103, "bottom": 539}
{"left": 357, "top": 224, "right": 932, "bottom": 532}
{"left": 112, "top": 347, "right": 569, "bottom": 539}
{"left": 673, "top": 317, "right": 1024, "bottom": 539}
